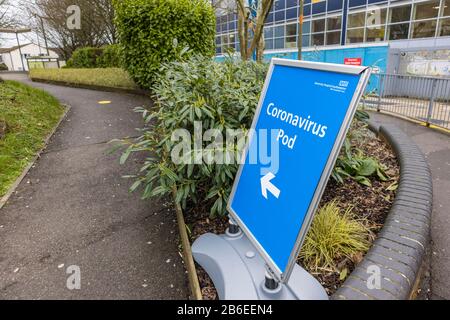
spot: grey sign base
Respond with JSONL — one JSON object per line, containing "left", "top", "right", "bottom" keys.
{"left": 192, "top": 230, "right": 328, "bottom": 300}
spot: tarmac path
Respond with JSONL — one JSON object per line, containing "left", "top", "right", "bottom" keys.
{"left": 0, "top": 73, "right": 188, "bottom": 299}
{"left": 371, "top": 112, "right": 450, "bottom": 300}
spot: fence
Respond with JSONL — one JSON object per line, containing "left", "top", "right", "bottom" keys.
{"left": 362, "top": 73, "right": 450, "bottom": 130}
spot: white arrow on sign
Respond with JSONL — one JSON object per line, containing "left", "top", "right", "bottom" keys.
{"left": 261, "top": 172, "right": 281, "bottom": 200}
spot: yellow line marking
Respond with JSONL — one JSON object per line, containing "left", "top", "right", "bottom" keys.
{"left": 98, "top": 100, "right": 112, "bottom": 105}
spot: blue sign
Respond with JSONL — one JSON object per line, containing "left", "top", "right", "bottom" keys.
{"left": 228, "top": 59, "right": 370, "bottom": 281}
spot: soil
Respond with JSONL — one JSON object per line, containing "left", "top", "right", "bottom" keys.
{"left": 185, "top": 124, "right": 400, "bottom": 300}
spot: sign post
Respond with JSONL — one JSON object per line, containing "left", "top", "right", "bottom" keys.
{"left": 193, "top": 59, "right": 371, "bottom": 299}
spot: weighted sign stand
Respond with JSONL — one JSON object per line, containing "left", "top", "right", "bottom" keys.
{"left": 193, "top": 59, "right": 371, "bottom": 300}
{"left": 192, "top": 218, "right": 328, "bottom": 300}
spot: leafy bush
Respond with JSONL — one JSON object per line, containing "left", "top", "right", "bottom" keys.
{"left": 97, "top": 44, "right": 123, "bottom": 68}
{"left": 332, "top": 126, "right": 388, "bottom": 186}
{"left": 112, "top": 0, "right": 216, "bottom": 89}
{"left": 120, "top": 55, "right": 268, "bottom": 217}
{"left": 0, "top": 63, "right": 8, "bottom": 71}
{"left": 66, "top": 47, "right": 104, "bottom": 68}
{"left": 299, "top": 200, "right": 370, "bottom": 272}
{"left": 66, "top": 45, "right": 124, "bottom": 69}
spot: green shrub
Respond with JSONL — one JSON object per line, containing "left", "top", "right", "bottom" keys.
{"left": 119, "top": 55, "right": 268, "bottom": 217}
{"left": 97, "top": 44, "right": 123, "bottom": 68}
{"left": 0, "top": 63, "right": 8, "bottom": 71}
{"left": 332, "top": 126, "right": 389, "bottom": 187}
{"left": 112, "top": 0, "right": 216, "bottom": 89}
{"left": 66, "top": 47, "right": 104, "bottom": 68}
{"left": 299, "top": 200, "right": 370, "bottom": 272}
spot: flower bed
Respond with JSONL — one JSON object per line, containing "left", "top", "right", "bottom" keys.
{"left": 185, "top": 124, "right": 400, "bottom": 299}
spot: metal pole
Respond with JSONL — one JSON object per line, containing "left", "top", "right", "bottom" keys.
{"left": 377, "top": 74, "right": 384, "bottom": 112}
{"left": 36, "top": 31, "right": 42, "bottom": 55}
{"left": 264, "top": 268, "right": 279, "bottom": 290}
{"left": 297, "top": 0, "right": 304, "bottom": 60}
{"left": 426, "top": 78, "right": 438, "bottom": 127}
{"left": 15, "top": 32, "right": 26, "bottom": 71}
{"left": 38, "top": 15, "right": 50, "bottom": 56}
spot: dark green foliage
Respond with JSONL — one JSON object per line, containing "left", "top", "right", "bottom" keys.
{"left": 0, "top": 63, "right": 8, "bottom": 71}
{"left": 332, "top": 128, "right": 389, "bottom": 187}
{"left": 66, "top": 45, "right": 122, "bottom": 68}
{"left": 119, "top": 55, "right": 268, "bottom": 217}
{"left": 119, "top": 55, "right": 387, "bottom": 217}
{"left": 112, "top": 0, "right": 216, "bottom": 89}
{"left": 97, "top": 44, "right": 123, "bottom": 68}
{"left": 66, "top": 47, "right": 104, "bottom": 68}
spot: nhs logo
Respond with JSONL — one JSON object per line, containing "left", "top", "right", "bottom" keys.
{"left": 339, "top": 80, "right": 349, "bottom": 88}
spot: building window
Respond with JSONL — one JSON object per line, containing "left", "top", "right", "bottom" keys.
{"left": 285, "top": 23, "right": 297, "bottom": 48}
{"left": 328, "top": 0, "right": 343, "bottom": 12}
{"left": 265, "top": 39, "right": 274, "bottom": 50}
{"left": 366, "top": 25, "right": 385, "bottom": 41}
{"left": 274, "top": 0, "right": 286, "bottom": 10}
{"left": 438, "top": 18, "right": 450, "bottom": 36}
{"left": 264, "top": 25, "right": 275, "bottom": 50}
{"left": 266, "top": 12, "right": 274, "bottom": 23}
{"left": 303, "top": 21, "right": 311, "bottom": 34}
{"left": 264, "top": 26, "right": 274, "bottom": 39}
{"left": 346, "top": 28, "right": 365, "bottom": 43}
{"left": 285, "top": 36, "right": 297, "bottom": 48}
{"left": 388, "top": 23, "right": 409, "bottom": 40}
{"left": 348, "top": 11, "right": 366, "bottom": 28}
{"left": 389, "top": 5, "right": 411, "bottom": 23}
{"left": 413, "top": 0, "right": 440, "bottom": 20}
{"left": 275, "top": 10, "right": 285, "bottom": 22}
{"left": 443, "top": 0, "right": 450, "bottom": 16}
{"left": 286, "top": 23, "right": 297, "bottom": 37}
{"left": 326, "top": 31, "right": 341, "bottom": 45}
{"left": 327, "top": 16, "right": 341, "bottom": 31}
{"left": 312, "top": 18, "right": 325, "bottom": 33}
{"left": 274, "top": 25, "right": 285, "bottom": 38}
{"left": 302, "top": 34, "right": 310, "bottom": 47}
{"left": 366, "top": 7, "right": 386, "bottom": 26}
{"left": 312, "top": 33, "right": 325, "bottom": 46}
{"left": 412, "top": 20, "right": 437, "bottom": 38}
{"left": 286, "top": 7, "right": 297, "bottom": 21}
{"left": 274, "top": 37, "right": 285, "bottom": 49}
{"left": 349, "top": 0, "right": 367, "bottom": 8}
{"left": 286, "top": 0, "right": 297, "bottom": 8}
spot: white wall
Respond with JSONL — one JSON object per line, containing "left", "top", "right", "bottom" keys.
{"left": 1, "top": 43, "right": 59, "bottom": 71}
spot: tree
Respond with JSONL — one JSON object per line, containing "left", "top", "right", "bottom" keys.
{"left": 26, "top": 0, "right": 116, "bottom": 60}
{"left": 0, "top": 0, "right": 16, "bottom": 28}
{"left": 236, "top": 0, "right": 274, "bottom": 61}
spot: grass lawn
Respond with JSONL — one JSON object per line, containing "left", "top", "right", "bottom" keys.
{"left": 0, "top": 80, "right": 64, "bottom": 197}
{"left": 29, "top": 68, "right": 138, "bottom": 90}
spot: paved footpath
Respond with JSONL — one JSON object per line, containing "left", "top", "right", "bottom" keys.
{"left": 0, "top": 73, "right": 188, "bottom": 299}
{"left": 370, "top": 112, "right": 450, "bottom": 300}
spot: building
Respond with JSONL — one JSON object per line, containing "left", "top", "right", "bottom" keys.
{"left": 0, "top": 43, "right": 60, "bottom": 71}
{"left": 214, "top": 0, "right": 450, "bottom": 78}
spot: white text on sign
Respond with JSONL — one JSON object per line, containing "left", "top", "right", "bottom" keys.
{"left": 266, "top": 102, "right": 329, "bottom": 150}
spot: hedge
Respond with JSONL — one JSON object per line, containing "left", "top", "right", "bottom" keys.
{"left": 66, "top": 45, "right": 123, "bottom": 69}
{"left": 112, "top": 0, "right": 216, "bottom": 89}
{"left": 97, "top": 44, "right": 123, "bottom": 68}
{"left": 66, "top": 47, "right": 104, "bottom": 68}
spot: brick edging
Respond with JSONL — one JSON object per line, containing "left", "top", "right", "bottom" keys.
{"left": 332, "top": 121, "right": 432, "bottom": 300}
